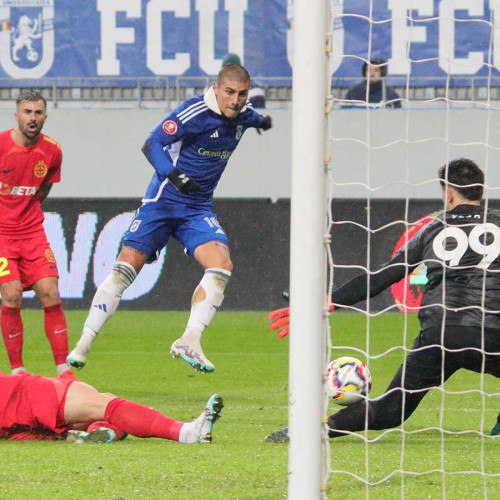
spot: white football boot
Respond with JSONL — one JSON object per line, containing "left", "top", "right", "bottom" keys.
{"left": 170, "top": 337, "right": 215, "bottom": 373}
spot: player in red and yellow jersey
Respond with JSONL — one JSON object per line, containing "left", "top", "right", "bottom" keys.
{"left": 0, "top": 90, "right": 69, "bottom": 376}
{"left": 0, "top": 370, "right": 223, "bottom": 443}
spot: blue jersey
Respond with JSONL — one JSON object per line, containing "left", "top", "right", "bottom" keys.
{"left": 141, "top": 87, "right": 267, "bottom": 211}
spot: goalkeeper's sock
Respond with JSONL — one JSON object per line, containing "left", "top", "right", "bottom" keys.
{"left": 184, "top": 268, "right": 231, "bottom": 336}
{"left": 105, "top": 398, "right": 184, "bottom": 441}
{"left": 74, "top": 261, "right": 137, "bottom": 354}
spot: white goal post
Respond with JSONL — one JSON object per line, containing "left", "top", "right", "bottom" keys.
{"left": 288, "top": 0, "right": 330, "bottom": 498}
{"left": 288, "top": 1, "right": 500, "bottom": 499}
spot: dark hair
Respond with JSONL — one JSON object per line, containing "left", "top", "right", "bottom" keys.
{"left": 217, "top": 63, "right": 250, "bottom": 85}
{"left": 438, "top": 158, "right": 484, "bottom": 201}
{"left": 16, "top": 89, "right": 47, "bottom": 108}
{"left": 362, "top": 58, "right": 387, "bottom": 77}
{"left": 221, "top": 53, "right": 241, "bottom": 67}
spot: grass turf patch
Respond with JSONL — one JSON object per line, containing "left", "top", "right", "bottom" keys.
{"left": 0, "top": 310, "right": 499, "bottom": 499}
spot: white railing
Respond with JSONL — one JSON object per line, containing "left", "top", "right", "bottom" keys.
{"left": 1, "top": 76, "right": 500, "bottom": 109}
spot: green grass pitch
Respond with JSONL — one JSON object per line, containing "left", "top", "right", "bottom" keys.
{"left": 1, "top": 310, "right": 500, "bottom": 499}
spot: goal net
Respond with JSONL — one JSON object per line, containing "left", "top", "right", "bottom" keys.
{"left": 289, "top": 1, "right": 500, "bottom": 498}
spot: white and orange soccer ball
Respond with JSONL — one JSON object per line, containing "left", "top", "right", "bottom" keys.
{"left": 325, "top": 356, "right": 372, "bottom": 406}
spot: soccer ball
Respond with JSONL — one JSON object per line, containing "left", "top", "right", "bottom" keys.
{"left": 325, "top": 356, "right": 372, "bottom": 406}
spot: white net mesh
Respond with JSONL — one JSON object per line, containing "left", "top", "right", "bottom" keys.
{"left": 322, "top": 1, "right": 500, "bottom": 498}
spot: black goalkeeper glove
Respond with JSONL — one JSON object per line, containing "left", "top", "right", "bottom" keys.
{"left": 256, "top": 115, "right": 272, "bottom": 135}
{"left": 167, "top": 168, "right": 200, "bottom": 194}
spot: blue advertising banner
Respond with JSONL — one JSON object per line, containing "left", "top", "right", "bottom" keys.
{"left": 0, "top": 0, "right": 498, "bottom": 82}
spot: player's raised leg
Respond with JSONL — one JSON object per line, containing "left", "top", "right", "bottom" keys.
{"left": 67, "top": 247, "right": 145, "bottom": 370}
{"left": 171, "top": 241, "right": 232, "bottom": 373}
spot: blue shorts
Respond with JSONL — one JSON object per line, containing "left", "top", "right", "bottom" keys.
{"left": 122, "top": 202, "right": 229, "bottom": 259}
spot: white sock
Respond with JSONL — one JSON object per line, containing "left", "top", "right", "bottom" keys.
{"left": 74, "top": 261, "right": 137, "bottom": 355}
{"left": 56, "top": 363, "right": 70, "bottom": 376}
{"left": 11, "top": 366, "right": 27, "bottom": 375}
{"left": 183, "top": 268, "right": 231, "bottom": 339}
{"left": 178, "top": 422, "right": 195, "bottom": 444}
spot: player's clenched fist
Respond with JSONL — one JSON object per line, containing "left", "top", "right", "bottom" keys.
{"left": 167, "top": 168, "right": 200, "bottom": 194}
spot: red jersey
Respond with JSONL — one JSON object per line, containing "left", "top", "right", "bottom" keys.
{"left": 0, "top": 371, "right": 72, "bottom": 438}
{"left": 0, "top": 129, "right": 62, "bottom": 237}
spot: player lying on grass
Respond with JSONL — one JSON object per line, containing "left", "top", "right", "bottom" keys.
{"left": 0, "top": 370, "right": 223, "bottom": 444}
{"left": 265, "top": 158, "right": 500, "bottom": 442}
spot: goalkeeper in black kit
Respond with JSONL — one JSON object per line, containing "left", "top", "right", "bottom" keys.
{"left": 265, "top": 158, "right": 500, "bottom": 442}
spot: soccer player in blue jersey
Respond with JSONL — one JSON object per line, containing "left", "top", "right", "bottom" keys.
{"left": 67, "top": 63, "right": 272, "bottom": 373}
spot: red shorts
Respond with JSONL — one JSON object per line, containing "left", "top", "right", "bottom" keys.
{"left": 0, "top": 233, "right": 59, "bottom": 289}
{"left": 0, "top": 372, "right": 74, "bottom": 438}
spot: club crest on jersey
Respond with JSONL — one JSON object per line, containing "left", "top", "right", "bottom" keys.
{"left": 129, "top": 219, "right": 141, "bottom": 232}
{"left": 45, "top": 247, "right": 55, "bottom": 263}
{"left": 0, "top": 0, "right": 55, "bottom": 79}
{"left": 236, "top": 125, "right": 243, "bottom": 140}
{"left": 0, "top": 181, "right": 10, "bottom": 194}
{"left": 162, "top": 120, "right": 178, "bottom": 135}
{"left": 33, "top": 160, "right": 47, "bottom": 178}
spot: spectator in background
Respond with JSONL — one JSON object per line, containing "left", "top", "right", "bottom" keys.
{"left": 344, "top": 58, "right": 401, "bottom": 109}
{"left": 221, "top": 53, "right": 266, "bottom": 108}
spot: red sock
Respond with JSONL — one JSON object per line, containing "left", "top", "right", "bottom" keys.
{"left": 105, "top": 398, "right": 184, "bottom": 441}
{"left": 1, "top": 305, "right": 24, "bottom": 370}
{"left": 43, "top": 301, "right": 69, "bottom": 366}
{"left": 87, "top": 420, "right": 127, "bottom": 441}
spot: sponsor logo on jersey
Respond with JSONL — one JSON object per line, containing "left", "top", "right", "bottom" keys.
{"left": 210, "top": 130, "right": 219, "bottom": 138}
{"left": 34, "top": 160, "right": 47, "bottom": 178}
{"left": 129, "top": 219, "right": 141, "bottom": 232}
{"left": 162, "top": 120, "right": 178, "bottom": 135}
{"left": 197, "top": 148, "right": 233, "bottom": 161}
{"left": 236, "top": 125, "right": 243, "bottom": 140}
{"left": 1, "top": 168, "right": 15, "bottom": 174}
{"left": 0, "top": 182, "right": 36, "bottom": 195}
{"left": 45, "top": 247, "right": 55, "bottom": 263}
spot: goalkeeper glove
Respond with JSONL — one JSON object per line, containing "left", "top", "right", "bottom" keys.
{"left": 268, "top": 307, "right": 291, "bottom": 339}
{"left": 268, "top": 292, "right": 335, "bottom": 339}
{"left": 167, "top": 168, "right": 200, "bottom": 194}
{"left": 256, "top": 115, "right": 272, "bottom": 135}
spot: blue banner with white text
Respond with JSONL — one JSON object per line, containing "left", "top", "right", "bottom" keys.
{"left": 0, "top": 0, "right": 498, "bottom": 84}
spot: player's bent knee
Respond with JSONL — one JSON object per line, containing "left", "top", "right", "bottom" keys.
{"left": 38, "top": 291, "right": 61, "bottom": 307}
{"left": 1, "top": 282, "right": 23, "bottom": 306}
{"left": 0, "top": 291, "right": 23, "bottom": 307}
{"left": 219, "top": 259, "right": 233, "bottom": 273}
